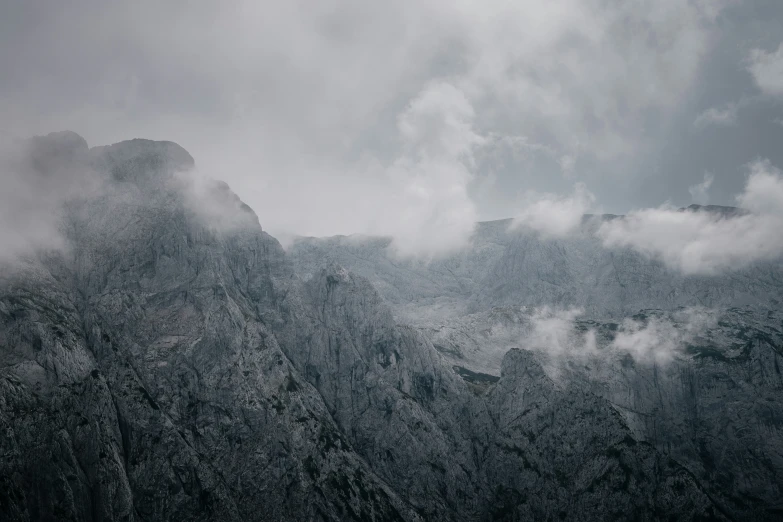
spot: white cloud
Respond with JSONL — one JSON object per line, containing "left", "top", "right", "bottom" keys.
{"left": 748, "top": 42, "right": 783, "bottom": 97}
{"left": 694, "top": 103, "right": 738, "bottom": 128}
{"left": 524, "top": 307, "right": 597, "bottom": 357}
{"left": 510, "top": 183, "right": 596, "bottom": 237}
{"left": 176, "top": 173, "right": 261, "bottom": 233}
{"left": 0, "top": 0, "right": 733, "bottom": 252}
{"left": 451, "top": 0, "right": 724, "bottom": 160}
{"left": 523, "top": 306, "right": 715, "bottom": 364}
{"left": 688, "top": 172, "right": 714, "bottom": 205}
{"left": 598, "top": 160, "right": 783, "bottom": 274}
{"left": 737, "top": 159, "right": 783, "bottom": 216}
{"left": 372, "top": 82, "right": 482, "bottom": 259}
{"left": 396, "top": 82, "right": 485, "bottom": 160}
{"left": 559, "top": 154, "right": 576, "bottom": 176}
{"left": 611, "top": 309, "right": 714, "bottom": 364}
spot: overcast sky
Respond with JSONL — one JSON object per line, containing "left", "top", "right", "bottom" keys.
{"left": 2, "top": 0, "right": 783, "bottom": 253}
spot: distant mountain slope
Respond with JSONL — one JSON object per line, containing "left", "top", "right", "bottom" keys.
{"left": 289, "top": 211, "right": 783, "bottom": 323}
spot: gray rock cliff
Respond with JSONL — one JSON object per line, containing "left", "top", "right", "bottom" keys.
{"left": 1, "top": 132, "right": 780, "bottom": 520}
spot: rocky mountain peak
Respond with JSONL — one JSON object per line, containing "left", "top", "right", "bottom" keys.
{"left": 20, "top": 130, "right": 89, "bottom": 176}
{"left": 89, "top": 138, "right": 195, "bottom": 184}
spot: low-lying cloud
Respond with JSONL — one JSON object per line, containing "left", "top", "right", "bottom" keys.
{"left": 177, "top": 172, "right": 262, "bottom": 233}
{"left": 0, "top": 132, "right": 265, "bottom": 264}
{"left": 610, "top": 309, "right": 714, "bottom": 364}
{"left": 377, "top": 82, "right": 482, "bottom": 259}
{"left": 522, "top": 306, "right": 715, "bottom": 365}
{"left": 597, "top": 159, "right": 783, "bottom": 274}
{"left": 524, "top": 307, "right": 597, "bottom": 357}
{"left": 509, "top": 183, "right": 597, "bottom": 237}
{"left": 0, "top": 133, "right": 103, "bottom": 262}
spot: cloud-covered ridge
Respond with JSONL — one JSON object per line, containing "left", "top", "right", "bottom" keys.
{"left": 0, "top": 131, "right": 100, "bottom": 262}
{"left": 597, "top": 160, "right": 783, "bottom": 275}
{"left": 0, "top": 131, "right": 264, "bottom": 264}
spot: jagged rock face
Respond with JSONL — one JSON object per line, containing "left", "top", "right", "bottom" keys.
{"left": 578, "top": 309, "right": 783, "bottom": 520}
{"left": 289, "top": 212, "right": 783, "bottom": 519}
{"left": 1, "top": 136, "right": 418, "bottom": 521}
{"left": 274, "top": 267, "right": 493, "bottom": 519}
{"left": 1, "top": 133, "right": 781, "bottom": 521}
{"left": 485, "top": 349, "right": 725, "bottom": 521}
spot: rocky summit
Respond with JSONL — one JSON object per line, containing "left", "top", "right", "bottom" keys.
{"left": 1, "top": 133, "right": 781, "bottom": 521}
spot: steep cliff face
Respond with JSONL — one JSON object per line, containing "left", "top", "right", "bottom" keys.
{"left": 484, "top": 348, "right": 726, "bottom": 521}
{"left": 578, "top": 309, "right": 783, "bottom": 520}
{"left": 273, "top": 267, "right": 492, "bottom": 519}
{"left": 1, "top": 132, "right": 781, "bottom": 520}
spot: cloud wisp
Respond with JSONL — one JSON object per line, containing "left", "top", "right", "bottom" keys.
{"left": 748, "top": 42, "right": 783, "bottom": 97}
{"left": 522, "top": 306, "right": 715, "bottom": 365}
{"left": 694, "top": 103, "right": 739, "bottom": 129}
{"left": 0, "top": 132, "right": 105, "bottom": 263}
{"left": 523, "top": 307, "right": 598, "bottom": 358}
{"left": 610, "top": 309, "right": 714, "bottom": 364}
{"left": 688, "top": 172, "right": 715, "bottom": 205}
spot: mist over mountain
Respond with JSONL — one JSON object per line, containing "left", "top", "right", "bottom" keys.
{"left": 0, "top": 133, "right": 781, "bottom": 521}
{"left": 4, "top": 1, "right": 783, "bottom": 519}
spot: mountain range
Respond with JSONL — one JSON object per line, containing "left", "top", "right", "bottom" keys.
{"left": 1, "top": 132, "right": 781, "bottom": 521}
